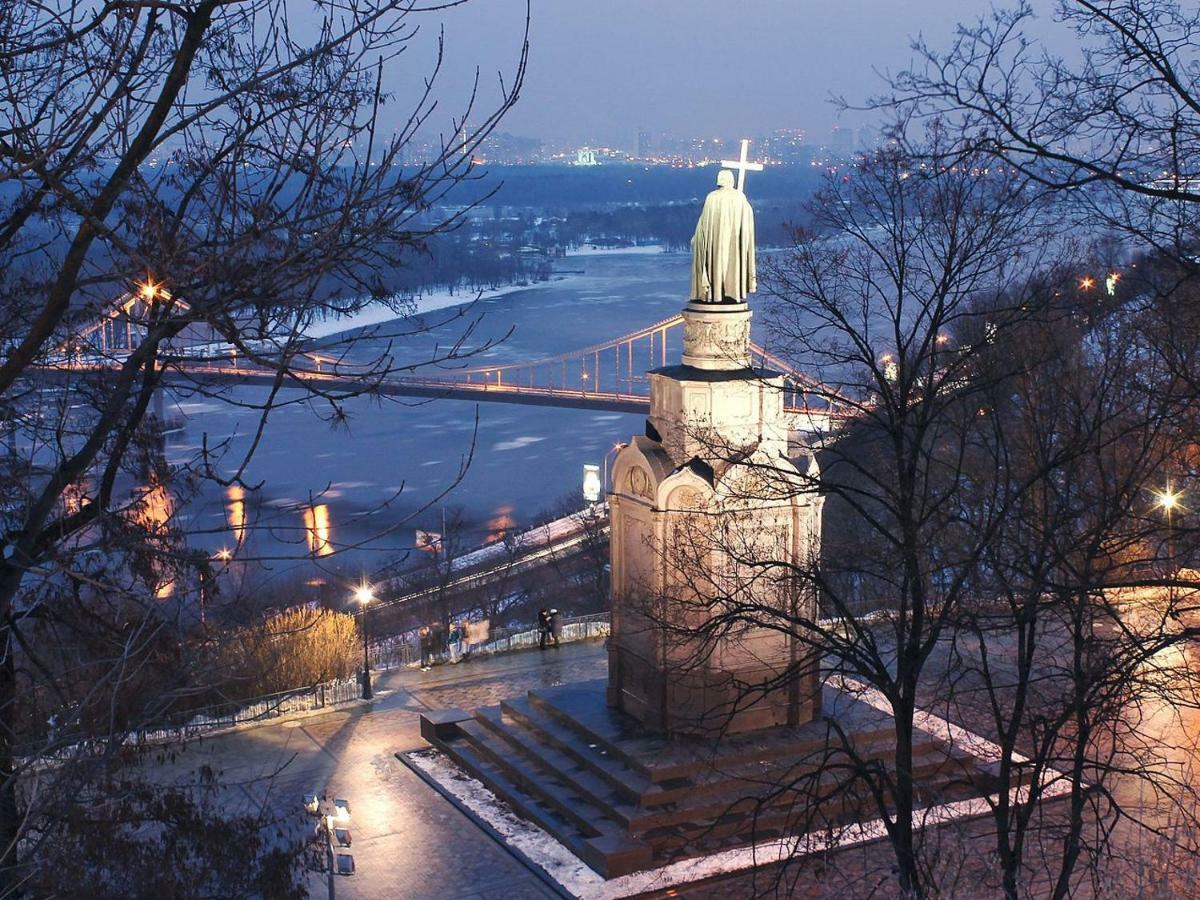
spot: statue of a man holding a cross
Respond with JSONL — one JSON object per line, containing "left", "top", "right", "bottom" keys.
{"left": 689, "top": 139, "right": 762, "bottom": 303}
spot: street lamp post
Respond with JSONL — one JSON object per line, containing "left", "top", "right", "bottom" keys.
{"left": 1157, "top": 487, "right": 1182, "bottom": 570}
{"left": 354, "top": 583, "right": 374, "bottom": 700}
{"left": 603, "top": 441, "right": 625, "bottom": 494}
{"left": 1156, "top": 487, "right": 1183, "bottom": 619}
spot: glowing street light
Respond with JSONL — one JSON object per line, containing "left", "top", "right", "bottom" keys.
{"left": 1157, "top": 489, "right": 1182, "bottom": 513}
{"left": 879, "top": 353, "right": 898, "bottom": 382}
{"left": 213, "top": 547, "right": 232, "bottom": 562}
{"left": 139, "top": 279, "right": 159, "bottom": 302}
{"left": 1079, "top": 276, "right": 1096, "bottom": 291}
{"left": 354, "top": 582, "right": 374, "bottom": 699}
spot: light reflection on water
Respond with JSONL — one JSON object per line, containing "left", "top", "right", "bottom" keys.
{"left": 304, "top": 504, "right": 333, "bottom": 557}
{"left": 226, "top": 485, "right": 246, "bottom": 546}
{"left": 165, "top": 253, "right": 694, "bottom": 576}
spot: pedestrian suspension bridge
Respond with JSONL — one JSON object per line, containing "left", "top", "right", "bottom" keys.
{"left": 57, "top": 298, "right": 846, "bottom": 432}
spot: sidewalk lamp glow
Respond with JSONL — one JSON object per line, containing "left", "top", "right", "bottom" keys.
{"left": 582, "top": 465, "right": 602, "bottom": 504}
{"left": 353, "top": 583, "right": 374, "bottom": 605}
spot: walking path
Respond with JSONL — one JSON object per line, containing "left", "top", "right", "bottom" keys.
{"left": 163, "top": 641, "right": 607, "bottom": 900}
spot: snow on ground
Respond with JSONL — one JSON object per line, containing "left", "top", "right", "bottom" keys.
{"left": 430, "top": 503, "right": 604, "bottom": 579}
{"left": 406, "top": 689, "right": 1075, "bottom": 899}
{"left": 304, "top": 246, "right": 680, "bottom": 341}
{"left": 566, "top": 244, "right": 666, "bottom": 257}
{"left": 304, "top": 275, "right": 584, "bottom": 340}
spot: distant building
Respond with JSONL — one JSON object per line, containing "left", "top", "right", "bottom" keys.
{"left": 761, "top": 128, "right": 810, "bottom": 165}
{"left": 637, "top": 130, "right": 651, "bottom": 158}
{"left": 829, "top": 126, "right": 854, "bottom": 154}
{"left": 574, "top": 147, "right": 599, "bottom": 166}
{"left": 477, "top": 132, "right": 543, "bottom": 165}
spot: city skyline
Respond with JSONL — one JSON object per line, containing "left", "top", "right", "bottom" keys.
{"left": 396, "top": 0, "right": 1070, "bottom": 149}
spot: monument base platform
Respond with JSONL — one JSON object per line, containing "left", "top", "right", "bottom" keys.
{"left": 419, "top": 679, "right": 996, "bottom": 879}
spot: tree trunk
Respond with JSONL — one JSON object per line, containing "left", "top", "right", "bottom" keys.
{"left": 0, "top": 604, "right": 20, "bottom": 896}
{"left": 893, "top": 700, "right": 921, "bottom": 896}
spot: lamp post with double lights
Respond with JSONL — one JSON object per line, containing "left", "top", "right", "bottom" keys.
{"left": 354, "top": 583, "right": 374, "bottom": 700}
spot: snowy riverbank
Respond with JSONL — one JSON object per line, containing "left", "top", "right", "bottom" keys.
{"left": 566, "top": 243, "right": 666, "bottom": 256}
{"left": 305, "top": 245, "right": 676, "bottom": 340}
{"left": 304, "top": 276, "right": 579, "bottom": 340}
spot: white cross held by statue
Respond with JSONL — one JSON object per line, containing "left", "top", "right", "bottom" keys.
{"left": 721, "top": 138, "right": 764, "bottom": 192}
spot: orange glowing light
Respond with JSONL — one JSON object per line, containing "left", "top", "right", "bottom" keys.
{"left": 226, "top": 484, "right": 246, "bottom": 546}
{"left": 485, "top": 505, "right": 516, "bottom": 543}
{"left": 1079, "top": 276, "right": 1095, "bottom": 290}
{"left": 62, "top": 480, "right": 89, "bottom": 515}
{"left": 139, "top": 279, "right": 159, "bottom": 301}
{"left": 137, "top": 478, "right": 173, "bottom": 536}
{"left": 305, "top": 504, "right": 333, "bottom": 556}
{"left": 214, "top": 547, "right": 232, "bottom": 562}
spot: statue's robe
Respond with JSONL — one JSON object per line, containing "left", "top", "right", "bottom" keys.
{"left": 690, "top": 185, "right": 756, "bottom": 302}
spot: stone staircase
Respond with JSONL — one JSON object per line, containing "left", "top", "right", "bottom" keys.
{"left": 420, "top": 679, "right": 987, "bottom": 879}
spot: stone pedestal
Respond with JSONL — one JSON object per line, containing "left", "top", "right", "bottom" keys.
{"left": 606, "top": 303, "right": 824, "bottom": 737}
{"left": 679, "top": 301, "right": 752, "bottom": 370}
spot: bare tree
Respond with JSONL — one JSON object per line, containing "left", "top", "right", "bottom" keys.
{"left": 611, "top": 143, "right": 1056, "bottom": 894}
{"left": 878, "top": 0, "right": 1200, "bottom": 260}
{"left": 0, "top": 0, "right": 528, "bottom": 891}
{"left": 758, "top": 144, "right": 1056, "bottom": 895}
{"left": 927, "top": 265, "right": 1200, "bottom": 898}
{"left": 539, "top": 493, "right": 610, "bottom": 615}
{"left": 631, "top": 144, "right": 1200, "bottom": 897}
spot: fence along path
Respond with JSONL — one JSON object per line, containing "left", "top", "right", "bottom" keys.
{"left": 120, "top": 613, "right": 611, "bottom": 747}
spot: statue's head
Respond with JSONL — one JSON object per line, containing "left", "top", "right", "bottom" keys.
{"left": 716, "top": 168, "right": 734, "bottom": 189}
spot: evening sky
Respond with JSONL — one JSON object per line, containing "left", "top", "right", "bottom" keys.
{"left": 376, "top": 0, "right": 1072, "bottom": 149}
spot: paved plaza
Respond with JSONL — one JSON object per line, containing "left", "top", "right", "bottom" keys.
{"left": 168, "top": 643, "right": 608, "bottom": 899}
{"left": 161, "top": 631, "right": 1191, "bottom": 900}
{"left": 162, "top": 641, "right": 1020, "bottom": 899}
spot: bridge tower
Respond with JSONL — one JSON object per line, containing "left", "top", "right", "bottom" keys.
{"left": 607, "top": 298, "right": 824, "bottom": 736}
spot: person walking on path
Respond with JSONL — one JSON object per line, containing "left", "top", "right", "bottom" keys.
{"left": 538, "top": 607, "right": 559, "bottom": 650}
{"left": 418, "top": 625, "right": 433, "bottom": 670}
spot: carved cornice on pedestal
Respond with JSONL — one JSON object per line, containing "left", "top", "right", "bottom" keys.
{"left": 680, "top": 302, "right": 751, "bottom": 371}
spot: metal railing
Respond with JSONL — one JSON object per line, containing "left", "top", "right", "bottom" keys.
{"left": 121, "top": 612, "right": 610, "bottom": 747}
{"left": 474, "top": 612, "right": 609, "bottom": 655}
{"left": 130, "top": 678, "right": 365, "bottom": 746}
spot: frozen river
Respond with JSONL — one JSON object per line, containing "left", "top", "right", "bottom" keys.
{"left": 165, "top": 250, "right": 709, "bottom": 586}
